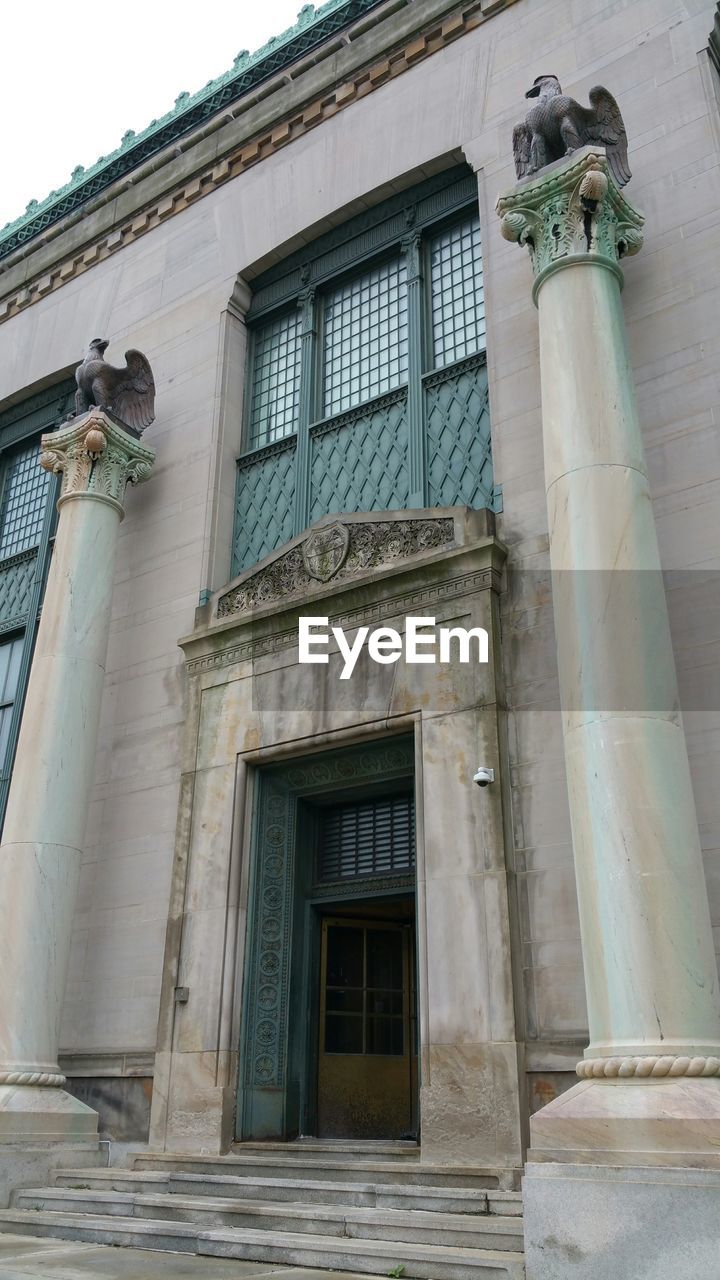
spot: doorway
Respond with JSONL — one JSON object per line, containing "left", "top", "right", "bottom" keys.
{"left": 237, "top": 737, "right": 419, "bottom": 1143}
{"left": 317, "top": 906, "right": 417, "bottom": 1140}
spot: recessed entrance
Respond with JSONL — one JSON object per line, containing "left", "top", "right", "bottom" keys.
{"left": 237, "top": 737, "right": 419, "bottom": 1144}
{"left": 318, "top": 906, "right": 417, "bottom": 1140}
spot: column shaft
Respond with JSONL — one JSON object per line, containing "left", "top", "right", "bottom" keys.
{"left": 0, "top": 411, "right": 154, "bottom": 1138}
{"left": 538, "top": 261, "right": 720, "bottom": 1060}
{"left": 497, "top": 150, "right": 720, "bottom": 1172}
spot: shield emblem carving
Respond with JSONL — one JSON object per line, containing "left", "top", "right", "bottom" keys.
{"left": 302, "top": 523, "right": 350, "bottom": 582}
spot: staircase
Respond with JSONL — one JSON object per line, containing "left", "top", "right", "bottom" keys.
{"left": 0, "top": 1141, "right": 525, "bottom": 1278}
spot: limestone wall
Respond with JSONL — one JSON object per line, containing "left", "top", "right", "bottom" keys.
{"left": 0, "top": 0, "right": 717, "bottom": 1114}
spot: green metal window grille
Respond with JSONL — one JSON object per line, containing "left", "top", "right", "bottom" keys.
{"left": 318, "top": 793, "right": 415, "bottom": 882}
{"left": 0, "top": 378, "right": 73, "bottom": 831}
{"left": 322, "top": 257, "right": 408, "bottom": 415}
{"left": 248, "top": 310, "right": 302, "bottom": 446}
{"left": 0, "top": 442, "right": 51, "bottom": 558}
{"left": 429, "top": 215, "right": 485, "bottom": 368}
{"left": 0, "top": 636, "right": 24, "bottom": 767}
{"left": 232, "top": 168, "right": 499, "bottom": 575}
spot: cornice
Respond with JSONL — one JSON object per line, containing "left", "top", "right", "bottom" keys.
{"left": 0, "top": 0, "right": 387, "bottom": 261}
{"left": 184, "top": 558, "right": 503, "bottom": 674}
{"left": 0, "top": 0, "right": 515, "bottom": 326}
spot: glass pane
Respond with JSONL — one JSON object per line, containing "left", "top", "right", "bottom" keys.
{"left": 248, "top": 310, "right": 302, "bottom": 447}
{"left": 0, "top": 442, "right": 50, "bottom": 559}
{"left": 325, "top": 1013, "right": 363, "bottom": 1054}
{"left": 429, "top": 215, "right": 485, "bottom": 369}
{"left": 326, "top": 926, "right": 363, "bottom": 988}
{"left": 366, "top": 1016, "right": 404, "bottom": 1056}
{"left": 322, "top": 258, "right": 408, "bottom": 415}
{"left": 326, "top": 987, "right": 363, "bottom": 1013}
{"left": 367, "top": 990, "right": 403, "bottom": 1016}
{"left": 366, "top": 929, "right": 403, "bottom": 991}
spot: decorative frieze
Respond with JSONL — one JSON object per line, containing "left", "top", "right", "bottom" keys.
{"left": 218, "top": 517, "right": 455, "bottom": 618}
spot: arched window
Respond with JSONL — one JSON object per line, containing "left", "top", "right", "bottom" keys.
{"left": 232, "top": 166, "right": 497, "bottom": 574}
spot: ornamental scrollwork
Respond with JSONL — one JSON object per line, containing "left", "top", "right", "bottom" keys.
{"left": 40, "top": 410, "right": 155, "bottom": 513}
{"left": 496, "top": 147, "right": 644, "bottom": 292}
{"left": 218, "top": 517, "right": 455, "bottom": 617}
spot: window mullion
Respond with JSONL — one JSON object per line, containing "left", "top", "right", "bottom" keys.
{"left": 0, "top": 466, "right": 59, "bottom": 831}
{"left": 293, "top": 288, "right": 316, "bottom": 536}
{"left": 402, "top": 230, "right": 426, "bottom": 508}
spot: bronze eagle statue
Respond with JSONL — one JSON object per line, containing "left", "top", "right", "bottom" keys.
{"left": 512, "top": 75, "right": 631, "bottom": 188}
{"left": 74, "top": 338, "right": 155, "bottom": 433}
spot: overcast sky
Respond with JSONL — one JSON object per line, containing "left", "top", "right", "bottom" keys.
{"left": 1, "top": 0, "right": 305, "bottom": 229}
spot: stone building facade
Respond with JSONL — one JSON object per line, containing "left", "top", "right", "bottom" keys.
{"left": 0, "top": 0, "right": 719, "bottom": 1214}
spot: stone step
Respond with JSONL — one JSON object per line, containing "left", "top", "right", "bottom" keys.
{"left": 13, "top": 1188, "right": 523, "bottom": 1250}
{"left": 0, "top": 1211, "right": 525, "bottom": 1279}
{"left": 54, "top": 1167, "right": 519, "bottom": 1214}
{"left": 200, "top": 1225, "right": 526, "bottom": 1278}
{"left": 132, "top": 1151, "right": 510, "bottom": 1189}
{"left": 232, "top": 1139, "right": 419, "bottom": 1161}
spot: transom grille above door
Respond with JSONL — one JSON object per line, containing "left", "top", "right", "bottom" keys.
{"left": 317, "top": 794, "right": 415, "bottom": 883}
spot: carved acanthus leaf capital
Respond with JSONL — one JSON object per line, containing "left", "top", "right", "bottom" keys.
{"left": 40, "top": 409, "right": 156, "bottom": 516}
{"left": 496, "top": 145, "right": 644, "bottom": 301}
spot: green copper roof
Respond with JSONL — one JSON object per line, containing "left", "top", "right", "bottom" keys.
{"left": 0, "top": 0, "right": 385, "bottom": 263}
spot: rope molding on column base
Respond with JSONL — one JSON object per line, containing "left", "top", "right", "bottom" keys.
{"left": 0, "top": 1070, "right": 67, "bottom": 1087}
{"left": 577, "top": 1055, "right": 720, "bottom": 1079}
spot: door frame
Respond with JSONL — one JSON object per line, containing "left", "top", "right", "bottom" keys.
{"left": 236, "top": 734, "right": 418, "bottom": 1141}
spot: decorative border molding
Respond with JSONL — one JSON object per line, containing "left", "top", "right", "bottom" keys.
{"left": 58, "top": 1051, "right": 155, "bottom": 1078}
{"left": 218, "top": 516, "right": 455, "bottom": 617}
{"left": 0, "top": 0, "right": 509, "bottom": 327}
{"left": 187, "top": 565, "right": 497, "bottom": 673}
{"left": 0, "top": 1069, "right": 66, "bottom": 1088}
{"left": 237, "top": 435, "right": 298, "bottom": 472}
{"left": 308, "top": 386, "right": 408, "bottom": 439}
{"left": 577, "top": 1054, "right": 720, "bottom": 1079}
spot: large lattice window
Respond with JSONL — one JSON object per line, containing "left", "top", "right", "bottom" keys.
{"left": 248, "top": 310, "right": 302, "bottom": 448}
{"left": 322, "top": 257, "right": 408, "bottom": 415}
{"left": 0, "top": 442, "right": 52, "bottom": 558}
{"left": 0, "top": 380, "right": 73, "bottom": 828}
{"left": 234, "top": 167, "right": 496, "bottom": 574}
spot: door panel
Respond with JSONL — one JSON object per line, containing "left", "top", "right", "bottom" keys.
{"left": 317, "top": 917, "right": 416, "bottom": 1139}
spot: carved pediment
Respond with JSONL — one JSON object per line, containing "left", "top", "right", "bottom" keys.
{"left": 216, "top": 514, "right": 456, "bottom": 618}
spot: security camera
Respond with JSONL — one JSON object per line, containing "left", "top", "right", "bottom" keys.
{"left": 473, "top": 766, "right": 495, "bottom": 788}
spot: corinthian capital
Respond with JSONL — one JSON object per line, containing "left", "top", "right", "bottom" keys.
{"left": 40, "top": 409, "right": 155, "bottom": 517}
{"left": 496, "top": 145, "right": 644, "bottom": 303}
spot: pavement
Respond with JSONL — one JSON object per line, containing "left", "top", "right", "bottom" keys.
{"left": 0, "top": 1237, "right": 374, "bottom": 1280}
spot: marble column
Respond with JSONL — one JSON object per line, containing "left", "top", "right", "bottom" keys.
{"left": 497, "top": 146, "right": 720, "bottom": 1177}
{"left": 0, "top": 410, "right": 154, "bottom": 1140}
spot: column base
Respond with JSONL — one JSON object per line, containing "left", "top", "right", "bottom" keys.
{"left": 529, "top": 1076, "right": 720, "bottom": 1168}
{"left": 523, "top": 1161, "right": 720, "bottom": 1280}
{"left": 0, "top": 1084, "right": 98, "bottom": 1142}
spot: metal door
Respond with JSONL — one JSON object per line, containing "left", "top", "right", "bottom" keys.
{"left": 317, "top": 916, "right": 416, "bottom": 1139}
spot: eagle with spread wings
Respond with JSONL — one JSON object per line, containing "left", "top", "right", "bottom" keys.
{"left": 74, "top": 338, "right": 156, "bottom": 433}
{"left": 512, "top": 75, "right": 631, "bottom": 188}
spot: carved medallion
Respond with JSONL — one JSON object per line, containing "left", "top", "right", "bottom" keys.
{"left": 302, "top": 522, "right": 350, "bottom": 582}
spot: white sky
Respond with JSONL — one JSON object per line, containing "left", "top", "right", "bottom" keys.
{"left": 1, "top": 0, "right": 306, "bottom": 229}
